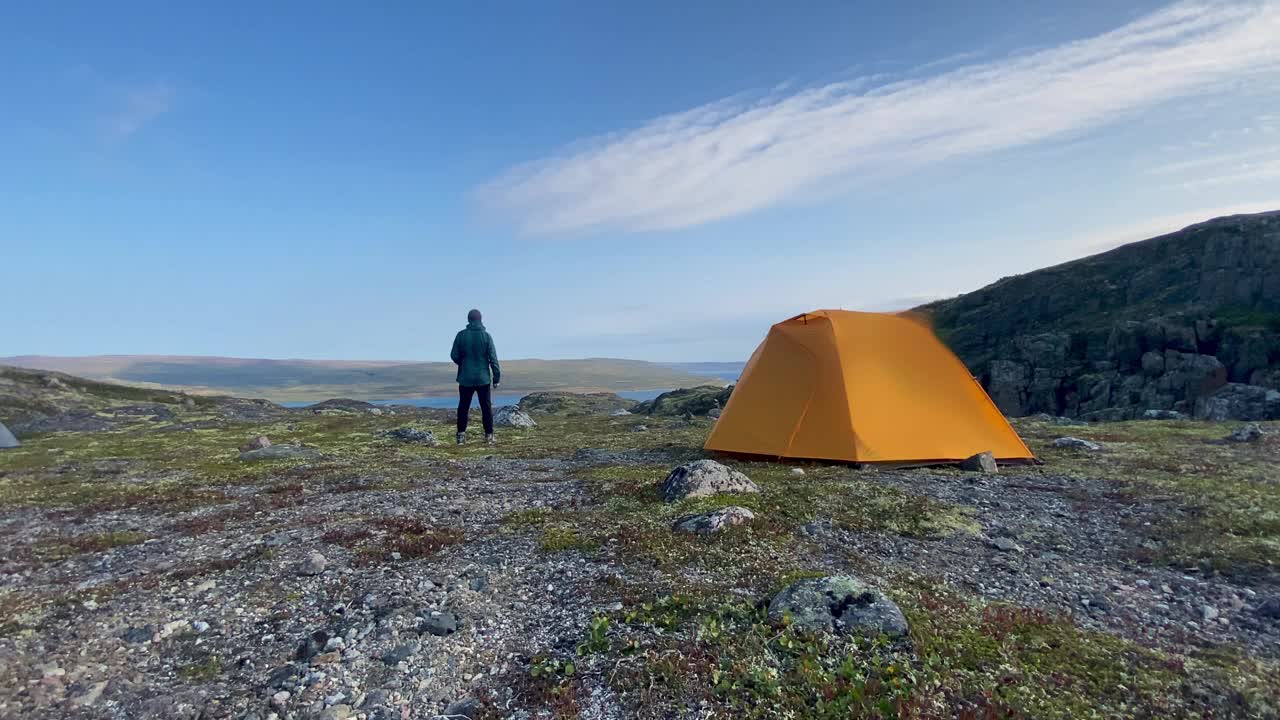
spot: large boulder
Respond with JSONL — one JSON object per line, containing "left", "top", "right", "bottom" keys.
{"left": 632, "top": 385, "right": 732, "bottom": 416}
{"left": 516, "top": 392, "right": 637, "bottom": 416}
{"left": 0, "top": 421, "right": 18, "bottom": 449}
{"left": 672, "top": 506, "right": 755, "bottom": 534}
{"left": 768, "top": 575, "right": 908, "bottom": 638}
{"left": 1195, "top": 383, "right": 1280, "bottom": 421}
{"left": 493, "top": 406, "right": 536, "bottom": 428}
{"left": 661, "top": 460, "right": 759, "bottom": 502}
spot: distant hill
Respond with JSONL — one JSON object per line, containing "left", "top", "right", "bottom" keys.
{"left": 919, "top": 210, "right": 1280, "bottom": 420}
{"left": 0, "top": 355, "right": 722, "bottom": 403}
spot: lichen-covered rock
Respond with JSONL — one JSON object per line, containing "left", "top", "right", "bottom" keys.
{"left": 494, "top": 406, "right": 537, "bottom": 428}
{"left": 239, "top": 445, "right": 321, "bottom": 462}
{"left": 959, "top": 451, "right": 997, "bottom": 473}
{"left": 517, "top": 391, "right": 637, "bottom": 416}
{"left": 380, "top": 427, "right": 438, "bottom": 445}
{"left": 297, "top": 551, "right": 327, "bottom": 576}
{"left": 1053, "top": 437, "right": 1102, "bottom": 451}
{"left": 303, "top": 398, "right": 386, "bottom": 415}
{"left": 1225, "top": 423, "right": 1265, "bottom": 443}
{"left": 661, "top": 460, "right": 759, "bottom": 502}
{"left": 1142, "top": 409, "right": 1187, "bottom": 420}
{"left": 239, "top": 435, "right": 271, "bottom": 452}
{"left": 632, "top": 385, "right": 733, "bottom": 416}
{"left": 768, "top": 575, "right": 908, "bottom": 638}
{"left": 672, "top": 506, "right": 755, "bottom": 533}
{"left": 0, "top": 421, "right": 18, "bottom": 449}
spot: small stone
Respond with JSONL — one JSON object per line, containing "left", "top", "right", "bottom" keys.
{"left": 390, "top": 551, "right": 402, "bottom": 561}
{"left": 1053, "top": 437, "right": 1102, "bottom": 451}
{"left": 443, "top": 697, "right": 481, "bottom": 718}
{"left": 1224, "top": 423, "right": 1265, "bottom": 443}
{"left": 82, "top": 599, "right": 98, "bottom": 611}
{"left": 380, "top": 427, "right": 438, "bottom": 445}
{"left": 672, "top": 506, "right": 755, "bottom": 534}
{"left": 790, "top": 467, "right": 806, "bottom": 476}
{"left": 468, "top": 576, "right": 487, "bottom": 592}
{"left": 320, "top": 704, "right": 352, "bottom": 720}
{"left": 1202, "top": 605, "right": 1219, "bottom": 622}
{"left": 959, "top": 451, "right": 998, "bottom": 473}
{"left": 989, "top": 537, "right": 1023, "bottom": 553}
{"left": 632, "top": 424, "right": 648, "bottom": 433}
{"left": 312, "top": 651, "right": 341, "bottom": 666}
{"left": 71, "top": 680, "right": 108, "bottom": 707}
{"left": 419, "top": 611, "right": 459, "bottom": 637}
{"left": 381, "top": 641, "right": 420, "bottom": 665}
{"left": 298, "top": 552, "right": 328, "bottom": 576}
{"left": 193, "top": 621, "right": 210, "bottom": 634}
{"left": 324, "top": 637, "right": 345, "bottom": 652}
{"left": 272, "top": 691, "right": 291, "bottom": 707}
{"left": 240, "top": 435, "right": 272, "bottom": 452}
{"left": 1257, "top": 596, "right": 1280, "bottom": 619}
{"left": 121, "top": 625, "right": 156, "bottom": 644}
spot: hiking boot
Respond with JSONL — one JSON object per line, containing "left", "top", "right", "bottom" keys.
{"left": 456, "top": 432, "right": 466, "bottom": 445}
{"left": 485, "top": 433, "right": 496, "bottom": 445}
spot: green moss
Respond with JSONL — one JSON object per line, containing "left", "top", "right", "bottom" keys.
{"left": 177, "top": 653, "right": 223, "bottom": 681}
{"left": 1014, "top": 418, "right": 1280, "bottom": 580}
{"left": 34, "top": 530, "right": 149, "bottom": 561}
{"left": 547, "top": 579, "right": 1280, "bottom": 719}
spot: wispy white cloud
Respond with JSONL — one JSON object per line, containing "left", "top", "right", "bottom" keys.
{"left": 482, "top": 1, "right": 1280, "bottom": 235}
{"left": 1147, "top": 144, "right": 1280, "bottom": 175}
{"left": 104, "top": 81, "right": 174, "bottom": 143}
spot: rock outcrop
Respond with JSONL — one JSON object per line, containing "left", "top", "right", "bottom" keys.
{"left": 920, "top": 211, "right": 1280, "bottom": 420}
{"left": 632, "top": 385, "right": 732, "bottom": 416}
{"left": 516, "top": 392, "right": 638, "bottom": 416}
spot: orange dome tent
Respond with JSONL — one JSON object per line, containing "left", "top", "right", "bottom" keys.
{"left": 704, "top": 310, "right": 1034, "bottom": 465}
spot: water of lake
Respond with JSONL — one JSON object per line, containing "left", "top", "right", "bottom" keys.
{"left": 281, "top": 388, "right": 669, "bottom": 409}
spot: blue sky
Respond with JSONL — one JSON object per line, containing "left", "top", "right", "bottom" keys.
{"left": 3, "top": 1, "right": 1280, "bottom": 362}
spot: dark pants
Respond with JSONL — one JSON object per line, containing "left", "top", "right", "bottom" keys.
{"left": 457, "top": 385, "right": 493, "bottom": 434}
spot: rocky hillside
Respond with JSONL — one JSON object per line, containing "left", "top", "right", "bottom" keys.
{"left": 921, "top": 210, "right": 1280, "bottom": 420}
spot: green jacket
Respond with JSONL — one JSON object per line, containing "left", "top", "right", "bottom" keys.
{"left": 451, "top": 321, "right": 501, "bottom": 387}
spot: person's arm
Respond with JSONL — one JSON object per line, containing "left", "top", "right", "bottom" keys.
{"left": 487, "top": 334, "right": 501, "bottom": 386}
{"left": 450, "top": 332, "right": 462, "bottom": 365}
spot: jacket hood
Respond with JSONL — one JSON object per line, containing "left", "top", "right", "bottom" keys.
{"left": 466, "top": 321, "right": 485, "bottom": 331}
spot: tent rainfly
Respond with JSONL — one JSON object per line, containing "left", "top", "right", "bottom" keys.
{"left": 704, "top": 309, "right": 1034, "bottom": 465}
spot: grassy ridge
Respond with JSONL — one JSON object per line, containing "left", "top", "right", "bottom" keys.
{"left": 1, "top": 356, "right": 720, "bottom": 402}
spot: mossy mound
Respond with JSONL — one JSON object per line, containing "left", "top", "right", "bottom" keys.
{"left": 632, "top": 385, "right": 732, "bottom": 416}
{"left": 517, "top": 391, "right": 638, "bottom": 416}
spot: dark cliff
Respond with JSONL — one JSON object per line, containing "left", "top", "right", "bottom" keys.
{"left": 920, "top": 211, "right": 1280, "bottom": 420}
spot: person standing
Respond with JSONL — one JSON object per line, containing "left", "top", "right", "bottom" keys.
{"left": 450, "top": 308, "right": 501, "bottom": 445}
